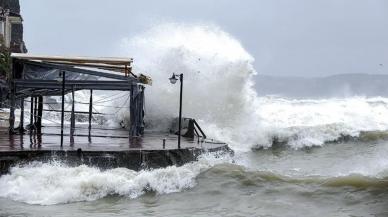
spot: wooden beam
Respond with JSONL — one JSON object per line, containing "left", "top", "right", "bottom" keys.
{"left": 40, "top": 60, "right": 131, "bottom": 71}
{"left": 11, "top": 53, "right": 133, "bottom": 65}
{"left": 14, "top": 79, "right": 133, "bottom": 91}
{"left": 42, "top": 109, "right": 103, "bottom": 115}
{"left": 23, "top": 60, "right": 133, "bottom": 81}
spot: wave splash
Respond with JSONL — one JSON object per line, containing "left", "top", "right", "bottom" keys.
{"left": 116, "top": 22, "right": 388, "bottom": 149}
{"left": 2, "top": 153, "right": 387, "bottom": 205}
{"left": 0, "top": 153, "right": 230, "bottom": 205}
{"left": 118, "top": 23, "right": 261, "bottom": 151}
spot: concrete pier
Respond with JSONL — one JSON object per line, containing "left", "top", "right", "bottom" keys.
{"left": 0, "top": 126, "right": 231, "bottom": 174}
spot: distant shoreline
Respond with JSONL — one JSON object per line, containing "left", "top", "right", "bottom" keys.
{"left": 254, "top": 73, "right": 388, "bottom": 98}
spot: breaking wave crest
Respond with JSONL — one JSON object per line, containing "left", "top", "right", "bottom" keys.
{"left": 253, "top": 96, "right": 388, "bottom": 149}
{"left": 2, "top": 154, "right": 388, "bottom": 205}
{"left": 0, "top": 153, "right": 231, "bottom": 205}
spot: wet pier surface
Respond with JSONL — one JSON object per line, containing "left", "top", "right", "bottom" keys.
{"left": 0, "top": 126, "right": 230, "bottom": 174}
{"left": 0, "top": 126, "right": 226, "bottom": 151}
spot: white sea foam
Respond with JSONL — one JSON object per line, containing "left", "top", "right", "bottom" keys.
{"left": 0, "top": 153, "right": 230, "bottom": 205}
{"left": 253, "top": 96, "right": 388, "bottom": 148}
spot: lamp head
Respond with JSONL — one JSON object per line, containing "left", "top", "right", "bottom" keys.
{"left": 57, "top": 71, "right": 63, "bottom": 82}
{"left": 169, "top": 74, "right": 178, "bottom": 84}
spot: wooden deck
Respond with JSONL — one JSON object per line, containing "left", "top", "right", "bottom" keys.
{"left": 0, "top": 126, "right": 227, "bottom": 152}
{"left": 0, "top": 125, "right": 230, "bottom": 174}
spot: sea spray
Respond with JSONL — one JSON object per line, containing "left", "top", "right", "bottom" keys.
{"left": 115, "top": 23, "right": 388, "bottom": 149}
{"left": 118, "top": 23, "right": 265, "bottom": 151}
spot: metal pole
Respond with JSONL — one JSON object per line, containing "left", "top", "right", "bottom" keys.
{"left": 37, "top": 96, "right": 43, "bottom": 137}
{"left": 19, "top": 97, "right": 24, "bottom": 133}
{"left": 70, "top": 86, "right": 75, "bottom": 145}
{"left": 60, "top": 71, "right": 65, "bottom": 147}
{"left": 178, "top": 74, "right": 183, "bottom": 149}
{"left": 33, "top": 97, "right": 37, "bottom": 125}
{"left": 8, "top": 62, "right": 15, "bottom": 134}
{"left": 8, "top": 82, "right": 15, "bottom": 134}
{"left": 88, "top": 89, "right": 93, "bottom": 141}
{"left": 29, "top": 96, "right": 33, "bottom": 132}
{"left": 129, "top": 84, "right": 135, "bottom": 137}
{"left": 37, "top": 96, "right": 43, "bottom": 129}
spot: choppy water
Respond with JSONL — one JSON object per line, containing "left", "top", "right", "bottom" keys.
{"left": 2, "top": 23, "right": 388, "bottom": 216}
{"left": 1, "top": 141, "right": 388, "bottom": 217}
{"left": 2, "top": 96, "right": 388, "bottom": 216}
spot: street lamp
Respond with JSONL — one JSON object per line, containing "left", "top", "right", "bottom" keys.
{"left": 169, "top": 73, "right": 183, "bottom": 149}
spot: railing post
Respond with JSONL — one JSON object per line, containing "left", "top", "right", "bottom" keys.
{"left": 193, "top": 119, "right": 207, "bottom": 139}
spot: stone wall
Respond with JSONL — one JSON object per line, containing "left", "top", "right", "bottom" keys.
{"left": 0, "top": 0, "right": 20, "bottom": 14}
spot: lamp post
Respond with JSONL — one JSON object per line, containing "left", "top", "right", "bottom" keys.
{"left": 169, "top": 73, "right": 183, "bottom": 149}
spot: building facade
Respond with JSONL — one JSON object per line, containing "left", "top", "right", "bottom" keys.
{"left": 0, "top": 0, "right": 27, "bottom": 53}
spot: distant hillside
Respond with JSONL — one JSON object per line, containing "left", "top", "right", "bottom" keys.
{"left": 255, "top": 74, "right": 388, "bottom": 98}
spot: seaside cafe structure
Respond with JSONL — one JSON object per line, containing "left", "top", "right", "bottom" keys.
{"left": 7, "top": 53, "right": 151, "bottom": 145}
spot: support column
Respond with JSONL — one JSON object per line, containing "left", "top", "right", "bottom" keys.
{"left": 33, "top": 97, "right": 38, "bottom": 125}
{"left": 37, "top": 96, "right": 43, "bottom": 135}
{"left": 129, "top": 84, "right": 145, "bottom": 138}
{"left": 138, "top": 86, "right": 145, "bottom": 135}
{"left": 8, "top": 60, "right": 16, "bottom": 134}
{"left": 88, "top": 89, "right": 93, "bottom": 141}
{"left": 29, "top": 96, "right": 33, "bottom": 133}
{"left": 70, "top": 86, "right": 75, "bottom": 145}
{"left": 19, "top": 97, "right": 24, "bottom": 133}
{"left": 129, "top": 84, "right": 136, "bottom": 137}
{"left": 60, "top": 71, "right": 65, "bottom": 147}
{"left": 8, "top": 82, "right": 15, "bottom": 134}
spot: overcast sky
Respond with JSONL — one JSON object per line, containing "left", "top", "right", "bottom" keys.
{"left": 20, "top": 0, "right": 388, "bottom": 77}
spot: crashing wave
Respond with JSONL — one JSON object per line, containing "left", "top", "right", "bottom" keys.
{"left": 116, "top": 23, "right": 388, "bottom": 150}
{"left": 0, "top": 153, "right": 232, "bottom": 205}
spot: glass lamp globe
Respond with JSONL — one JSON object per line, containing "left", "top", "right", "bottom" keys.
{"left": 169, "top": 74, "right": 178, "bottom": 84}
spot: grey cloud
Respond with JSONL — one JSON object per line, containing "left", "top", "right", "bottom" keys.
{"left": 20, "top": 0, "right": 388, "bottom": 77}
